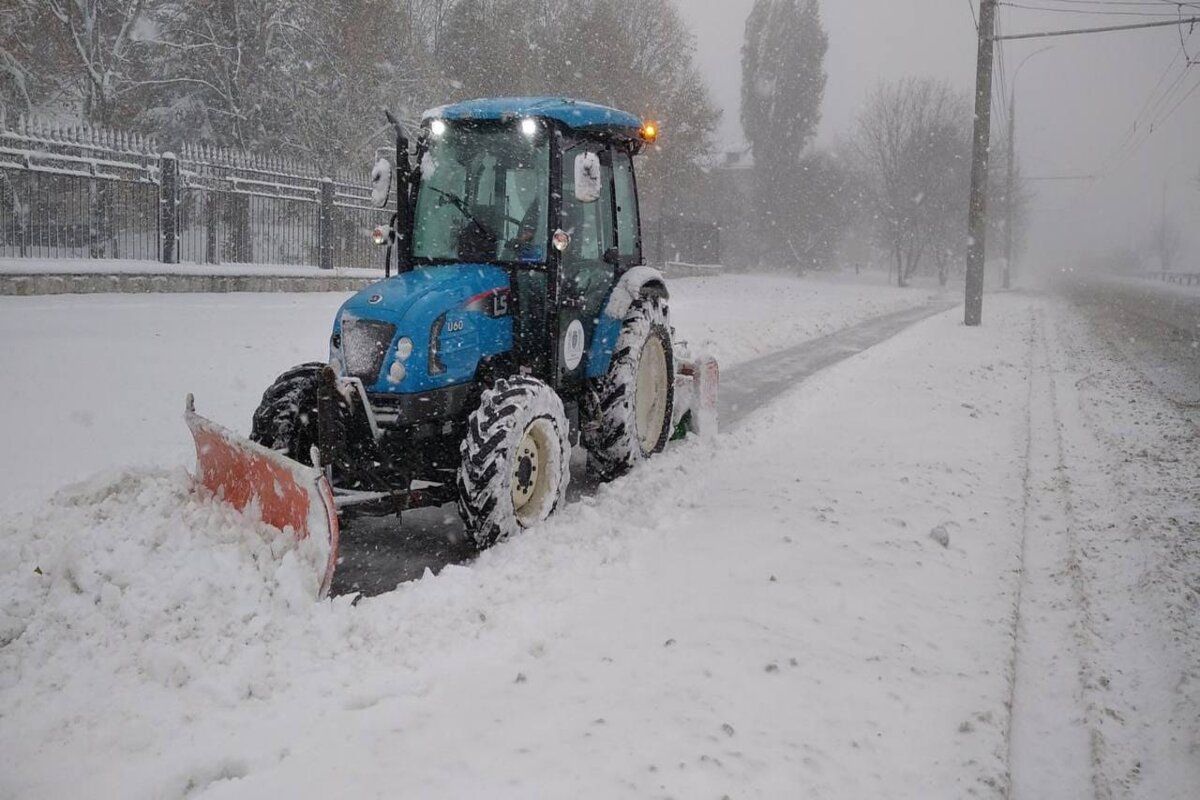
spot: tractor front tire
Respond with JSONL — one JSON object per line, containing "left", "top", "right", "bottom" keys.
{"left": 583, "top": 295, "right": 675, "bottom": 480}
{"left": 457, "top": 376, "right": 571, "bottom": 549}
{"left": 250, "top": 362, "right": 324, "bottom": 465}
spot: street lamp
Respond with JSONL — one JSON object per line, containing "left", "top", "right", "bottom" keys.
{"left": 1004, "top": 45, "right": 1054, "bottom": 289}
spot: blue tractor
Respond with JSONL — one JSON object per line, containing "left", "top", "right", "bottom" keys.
{"left": 189, "top": 98, "right": 717, "bottom": 583}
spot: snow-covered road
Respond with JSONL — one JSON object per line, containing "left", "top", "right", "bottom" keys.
{"left": 1, "top": 281, "right": 1196, "bottom": 799}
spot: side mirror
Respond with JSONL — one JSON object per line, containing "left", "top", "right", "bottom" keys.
{"left": 370, "top": 158, "right": 392, "bottom": 208}
{"left": 574, "top": 152, "right": 602, "bottom": 203}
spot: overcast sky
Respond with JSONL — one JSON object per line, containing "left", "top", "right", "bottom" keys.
{"left": 682, "top": 0, "right": 1200, "bottom": 270}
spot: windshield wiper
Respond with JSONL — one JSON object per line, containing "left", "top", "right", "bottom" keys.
{"left": 424, "top": 185, "right": 500, "bottom": 241}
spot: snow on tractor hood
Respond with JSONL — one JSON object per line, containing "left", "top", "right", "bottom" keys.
{"left": 339, "top": 264, "right": 509, "bottom": 323}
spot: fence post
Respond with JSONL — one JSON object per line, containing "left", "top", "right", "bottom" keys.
{"left": 318, "top": 178, "right": 334, "bottom": 270}
{"left": 204, "top": 190, "right": 219, "bottom": 264}
{"left": 160, "top": 153, "right": 179, "bottom": 264}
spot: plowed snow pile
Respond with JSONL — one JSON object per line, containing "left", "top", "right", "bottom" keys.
{"left": 0, "top": 469, "right": 330, "bottom": 692}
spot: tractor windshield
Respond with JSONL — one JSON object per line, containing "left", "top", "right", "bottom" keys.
{"left": 412, "top": 121, "right": 550, "bottom": 265}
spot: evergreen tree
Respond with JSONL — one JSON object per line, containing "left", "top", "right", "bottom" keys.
{"left": 740, "top": 0, "right": 828, "bottom": 267}
{"left": 741, "top": 0, "right": 827, "bottom": 173}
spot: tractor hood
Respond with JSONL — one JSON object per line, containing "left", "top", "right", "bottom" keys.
{"left": 340, "top": 264, "right": 507, "bottom": 320}
{"left": 332, "top": 264, "right": 513, "bottom": 395}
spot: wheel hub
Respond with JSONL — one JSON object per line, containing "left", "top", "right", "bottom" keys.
{"left": 511, "top": 432, "right": 541, "bottom": 511}
{"left": 635, "top": 335, "right": 669, "bottom": 453}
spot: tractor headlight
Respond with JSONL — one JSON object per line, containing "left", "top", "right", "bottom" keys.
{"left": 429, "top": 118, "right": 447, "bottom": 137}
{"left": 395, "top": 337, "right": 413, "bottom": 360}
{"left": 388, "top": 362, "right": 407, "bottom": 384}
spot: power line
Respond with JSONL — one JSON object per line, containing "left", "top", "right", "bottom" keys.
{"left": 1025, "top": 174, "right": 1099, "bottom": 180}
{"left": 1102, "top": 56, "right": 1197, "bottom": 173}
{"left": 1153, "top": 69, "right": 1200, "bottom": 125}
{"left": 1028, "top": 1, "right": 1198, "bottom": 5}
{"left": 994, "top": 15, "right": 1200, "bottom": 39}
{"left": 994, "top": 8, "right": 1012, "bottom": 135}
{"left": 1000, "top": 2, "right": 1191, "bottom": 17}
{"left": 1105, "top": 46, "right": 1185, "bottom": 160}
{"left": 1004, "top": 0, "right": 1200, "bottom": 10}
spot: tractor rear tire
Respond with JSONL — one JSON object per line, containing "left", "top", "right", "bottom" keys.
{"left": 250, "top": 362, "right": 324, "bottom": 465}
{"left": 457, "top": 376, "right": 571, "bottom": 549}
{"left": 583, "top": 295, "right": 675, "bottom": 480}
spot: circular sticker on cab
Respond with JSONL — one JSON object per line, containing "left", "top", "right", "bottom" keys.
{"left": 563, "top": 319, "right": 585, "bottom": 370}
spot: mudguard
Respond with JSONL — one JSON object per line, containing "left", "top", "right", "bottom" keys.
{"left": 185, "top": 395, "right": 339, "bottom": 598}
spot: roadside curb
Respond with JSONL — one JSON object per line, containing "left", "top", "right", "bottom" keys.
{"left": 0, "top": 273, "right": 379, "bottom": 296}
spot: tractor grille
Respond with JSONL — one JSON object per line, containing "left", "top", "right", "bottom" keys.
{"left": 341, "top": 318, "right": 396, "bottom": 383}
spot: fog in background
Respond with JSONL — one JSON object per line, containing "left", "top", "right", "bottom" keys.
{"left": 685, "top": 0, "right": 1200, "bottom": 274}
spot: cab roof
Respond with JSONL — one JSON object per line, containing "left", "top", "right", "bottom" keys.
{"left": 423, "top": 97, "right": 644, "bottom": 139}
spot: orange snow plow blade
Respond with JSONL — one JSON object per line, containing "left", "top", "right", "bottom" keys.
{"left": 185, "top": 394, "right": 339, "bottom": 598}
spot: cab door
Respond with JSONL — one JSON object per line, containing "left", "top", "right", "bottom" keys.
{"left": 556, "top": 141, "right": 617, "bottom": 393}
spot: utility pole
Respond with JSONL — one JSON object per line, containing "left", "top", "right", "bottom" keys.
{"left": 965, "top": 0, "right": 997, "bottom": 326}
{"left": 1003, "top": 45, "right": 1054, "bottom": 291}
{"left": 1003, "top": 97, "right": 1016, "bottom": 290}
{"left": 1159, "top": 179, "right": 1168, "bottom": 271}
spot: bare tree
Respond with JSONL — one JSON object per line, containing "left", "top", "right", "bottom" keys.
{"left": 27, "top": 0, "right": 151, "bottom": 127}
{"left": 0, "top": 2, "right": 38, "bottom": 117}
{"left": 852, "top": 78, "right": 971, "bottom": 287}
{"left": 1150, "top": 216, "right": 1182, "bottom": 272}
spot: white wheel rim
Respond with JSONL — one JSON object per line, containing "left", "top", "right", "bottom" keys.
{"left": 635, "top": 335, "right": 669, "bottom": 454}
{"left": 511, "top": 418, "right": 555, "bottom": 526}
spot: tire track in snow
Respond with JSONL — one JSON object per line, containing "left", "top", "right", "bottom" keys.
{"left": 718, "top": 301, "right": 957, "bottom": 427}
{"left": 1005, "top": 306, "right": 1109, "bottom": 800}
{"left": 1047, "top": 303, "right": 1200, "bottom": 797}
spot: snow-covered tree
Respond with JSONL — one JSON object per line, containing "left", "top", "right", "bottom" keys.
{"left": 0, "top": 2, "right": 37, "bottom": 118}
{"left": 2, "top": 0, "right": 716, "bottom": 199}
{"left": 2, "top": 0, "right": 156, "bottom": 126}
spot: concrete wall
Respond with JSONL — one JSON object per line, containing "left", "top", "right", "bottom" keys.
{"left": 0, "top": 273, "right": 378, "bottom": 296}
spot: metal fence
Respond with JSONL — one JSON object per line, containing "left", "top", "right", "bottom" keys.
{"left": 1154, "top": 271, "right": 1200, "bottom": 287}
{"left": 0, "top": 115, "right": 386, "bottom": 270}
{"left": 643, "top": 214, "right": 721, "bottom": 268}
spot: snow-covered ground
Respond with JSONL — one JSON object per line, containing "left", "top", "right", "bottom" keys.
{"left": 1, "top": 280, "right": 1196, "bottom": 799}
{"left": 0, "top": 273, "right": 936, "bottom": 511}
{"left": 668, "top": 272, "right": 940, "bottom": 366}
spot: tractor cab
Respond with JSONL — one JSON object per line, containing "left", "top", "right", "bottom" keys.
{"left": 367, "top": 97, "right": 660, "bottom": 395}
